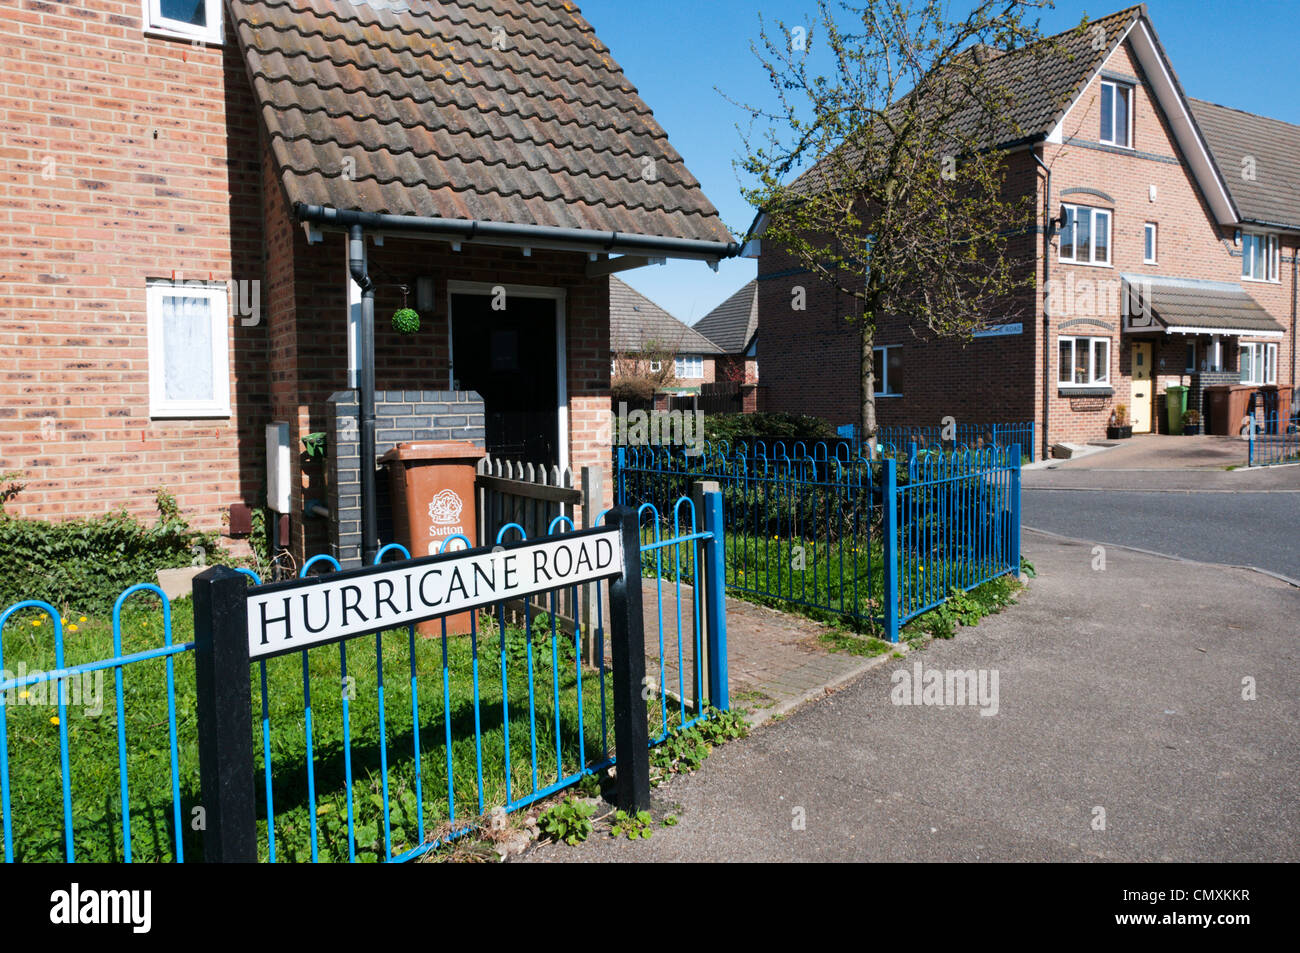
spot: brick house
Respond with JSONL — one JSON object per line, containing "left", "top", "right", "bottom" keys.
{"left": 693, "top": 279, "right": 761, "bottom": 412}
{"left": 1, "top": 0, "right": 736, "bottom": 565}
{"left": 757, "top": 5, "right": 1296, "bottom": 456}
{"left": 609, "top": 276, "right": 721, "bottom": 396}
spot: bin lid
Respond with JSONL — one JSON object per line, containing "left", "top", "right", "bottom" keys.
{"left": 1166, "top": 385, "right": 1188, "bottom": 394}
{"left": 379, "top": 441, "right": 487, "bottom": 464}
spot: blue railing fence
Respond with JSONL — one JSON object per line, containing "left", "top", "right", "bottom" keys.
{"left": 617, "top": 443, "right": 1023, "bottom": 641}
{"left": 0, "top": 497, "right": 729, "bottom": 863}
{"left": 1247, "top": 410, "right": 1300, "bottom": 467}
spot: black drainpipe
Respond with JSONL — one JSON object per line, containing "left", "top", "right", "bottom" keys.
{"left": 347, "top": 225, "right": 379, "bottom": 565}
{"left": 1032, "top": 150, "right": 1052, "bottom": 461}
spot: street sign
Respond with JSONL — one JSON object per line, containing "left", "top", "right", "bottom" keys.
{"left": 245, "top": 527, "right": 622, "bottom": 660}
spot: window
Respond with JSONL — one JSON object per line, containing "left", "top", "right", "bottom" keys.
{"left": 872, "top": 345, "right": 903, "bottom": 396}
{"left": 1059, "top": 204, "right": 1111, "bottom": 265}
{"left": 145, "top": 0, "right": 223, "bottom": 44}
{"left": 147, "top": 280, "right": 230, "bottom": 417}
{"left": 1058, "top": 336, "right": 1110, "bottom": 388}
{"left": 1241, "top": 232, "right": 1279, "bottom": 282}
{"left": 1184, "top": 340, "right": 1196, "bottom": 374}
{"left": 1099, "top": 81, "right": 1132, "bottom": 147}
{"left": 648, "top": 359, "right": 662, "bottom": 373}
{"left": 674, "top": 354, "right": 704, "bottom": 378}
{"left": 1240, "top": 342, "right": 1278, "bottom": 385}
{"left": 1144, "top": 222, "right": 1157, "bottom": 264}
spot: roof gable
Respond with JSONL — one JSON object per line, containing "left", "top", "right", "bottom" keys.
{"left": 609, "top": 277, "right": 721, "bottom": 354}
{"left": 693, "top": 280, "right": 758, "bottom": 353}
{"left": 228, "top": 0, "right": 732, "bottom": 244}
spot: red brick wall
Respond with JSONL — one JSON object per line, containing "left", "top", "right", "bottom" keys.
{"left": 0, "top": 2, "right": 264, "bottom": 536}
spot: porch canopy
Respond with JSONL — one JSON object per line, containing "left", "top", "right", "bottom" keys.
{"left": 1122, "top": 275, "right": 1285, "bottom": 337}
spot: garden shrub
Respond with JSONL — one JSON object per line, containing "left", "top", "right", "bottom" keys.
{"left": 0, "top": 486, "right": 228, "bottom": 616}
{"left": 703, "top": 412, "right": 837, "bottom": 444}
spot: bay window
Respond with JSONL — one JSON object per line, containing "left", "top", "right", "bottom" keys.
{"left": 1058, "top": 336, "right": 1110, "bottom": 388}
{"left": 1240, "top": 342, "right": 1277, "bottom": 385}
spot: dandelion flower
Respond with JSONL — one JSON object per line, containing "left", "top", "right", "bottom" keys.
{"left": 78, "top": 616, "right": 87, "bottom": 623}
{"left": 31, "top": 619, "right": 41, "bottom": 627}
{"left": 68, "top": 624, "right": 78, "bottom": 632}
{"left": 49, "top": 716, "right": 59, "bottom": 726}
{"left": 18, "top": 691, "right": 29, "bottom": 700}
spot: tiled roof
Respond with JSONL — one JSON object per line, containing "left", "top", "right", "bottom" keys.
{"left": 227, "top": 0, "right": 732, "bottom": 243}
{"left": 609, "top": 277, "right": 721, "bottom": 354}
{"left": 791, "top": 6, "right": 1144, "bottom": 197}
{"left": 693, "top": 280, "right": 757, "bottom": 353}
{"left": 1124, "top": 276, "right": 1286, "bottom": 336}
{"left": 1189, "top": 99, "right": 1300, "bottom": 231}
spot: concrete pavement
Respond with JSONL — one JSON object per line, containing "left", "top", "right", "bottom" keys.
{"left": 525, "top": 530, "right": 1300, "bottom": 862}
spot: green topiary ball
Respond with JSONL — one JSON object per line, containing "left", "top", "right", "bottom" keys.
{"left": 392, "top": 308, "right": 420, "bottom": 334}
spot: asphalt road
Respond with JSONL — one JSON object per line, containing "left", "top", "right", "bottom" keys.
{"left": 1023, "top": 489, "right": 1300, "bottom": 581}
{"left": 526, "top": 532, "right": 1300, "bottom": 862}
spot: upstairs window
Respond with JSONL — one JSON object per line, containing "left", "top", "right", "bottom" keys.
{"left": 674, "top": 354, "right": 704, "bottom": 378}
{"left": 147, "top": 280, "right": 230, "bottom": 418}
{"left": 1059, "top": 204, "right": 1111, "bottom": 265}
{"left": 1100, "top": 81, "right": 1132, "bottom": 148}
{"left": 1241, "top": 232, "right": 1279, "bottom": 282}
{"left": 145, "top": 0, "right": 223, "bottom": 44}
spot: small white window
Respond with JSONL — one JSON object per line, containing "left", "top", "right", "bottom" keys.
{"left": 1059, "top": 204, "right": 1112, "bottom": 266}
{"left": 674, "top": 354, "right": 704, "bottom": 378}
{"left": 1143, "top": 222, "right": 1157, "bottom": 264}
{"left": 1058, "top": 336, "right": 1110, "bottom": 388}
{"left": 147, "top": 280, "right": 230, "bottom": 418}
{"left": 144, "top": 0, "right": 223, "bottom": 44}
{"left": 872, "top": 345, "right": 903, "bottom": 396}
{"left": 1100, "top": 81, "right": 1132, "bottom": 148}
{"left": 1241, "top": 232, "right": 1279, "bottom": 282}
{"left": 648, "top": 359, "right": 662, "bottom": 373}
{"left": 1240, "top": 342, "right": 1277, "bottom": 385}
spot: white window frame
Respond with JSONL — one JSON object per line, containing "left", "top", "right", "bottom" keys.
{"left": 1099, "top": 80, "right": 1133, "bottom": 148}
{"left": 674, "top": 354, "right": 704, "bottom": 378}
{"left": 147, "top": 280, "right": 231, "bottom": 418}
{"left": 1241, "top": 232, "right": 1279, "bottom": 282}
{"left": 1184, "top": 340, "right": 1196, "bottom": 374}
{"left": 648, "top": 359, "right": 662, "bottom": 373}
{"left": 1143, "top": 222, "right": 1158, "bottom": 264}
{"left": 144, "top": 0, "right": 223, "bottom": 45}
{"left": 1240, "top": 342, "right": 1278, "bottom": 385}
{"left": 873, "top": 345, "right": 902, "bottom": 397}
{"left": 1058, "top": 335, "right": 1111, "bottom": 389}
{"left": 1059, "top": 204, "right": 1112, "bottom": 266}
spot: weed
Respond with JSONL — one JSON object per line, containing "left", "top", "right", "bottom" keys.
{"left": 610, "top": 809, "right": 653, "bottom": 840}
{"left": 538, "top": 798, "right": 596, "bottom": 846}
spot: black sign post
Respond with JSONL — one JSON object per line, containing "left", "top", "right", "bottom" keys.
{"left": 605, "top": 506, "right": 651, "bottom": 813}
{"left": 193, "top": 566, "right": 257, "bottom": 863}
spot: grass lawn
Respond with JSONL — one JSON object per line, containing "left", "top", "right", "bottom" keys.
{"left": 0, "top": 593, "right": 684, "bottom": 863}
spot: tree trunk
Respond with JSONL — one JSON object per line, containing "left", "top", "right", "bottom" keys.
{"left": 859, "top": 321, "right": 877, "bottom": 459}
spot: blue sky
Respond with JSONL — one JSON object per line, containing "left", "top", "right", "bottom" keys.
{"left": 580, "top": 0, "right": 1300, "bottom": 327}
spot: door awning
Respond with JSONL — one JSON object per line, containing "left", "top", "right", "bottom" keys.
{"left": 1122, "top": 275, "right": 1285, "bottom": 337}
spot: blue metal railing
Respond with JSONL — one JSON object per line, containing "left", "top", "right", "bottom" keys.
{"left": 0, "top": 498, "right": 729, "bottom": 863}
{"left": 618, "top": 444, "right": 1022, "bottom": 641}
{"left": 1248, "top": 413, "right": 1300, "bottom": 466}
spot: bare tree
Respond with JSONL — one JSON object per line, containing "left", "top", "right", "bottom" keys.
{"left": 737, "top": 0, "right": 1069, "bottom": 453}
{"left": 611, "top": 338, "right": 680, "bottom": 404}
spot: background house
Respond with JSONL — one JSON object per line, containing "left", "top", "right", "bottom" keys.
{"left": 1, "top": 0, "right": 736, "bottom": 564}
{"left": 756, "top": 5, "right": 1295, "bottom": 455}
{"left": 609, "top": 276, "right": 721, "bottom": 401}
{"left": 693, "top": 279, "right": 761, "bottom": 412}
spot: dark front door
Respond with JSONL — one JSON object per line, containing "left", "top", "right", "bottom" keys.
{"left": 450, "top": 292, "right": 559, "bottom": 465}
